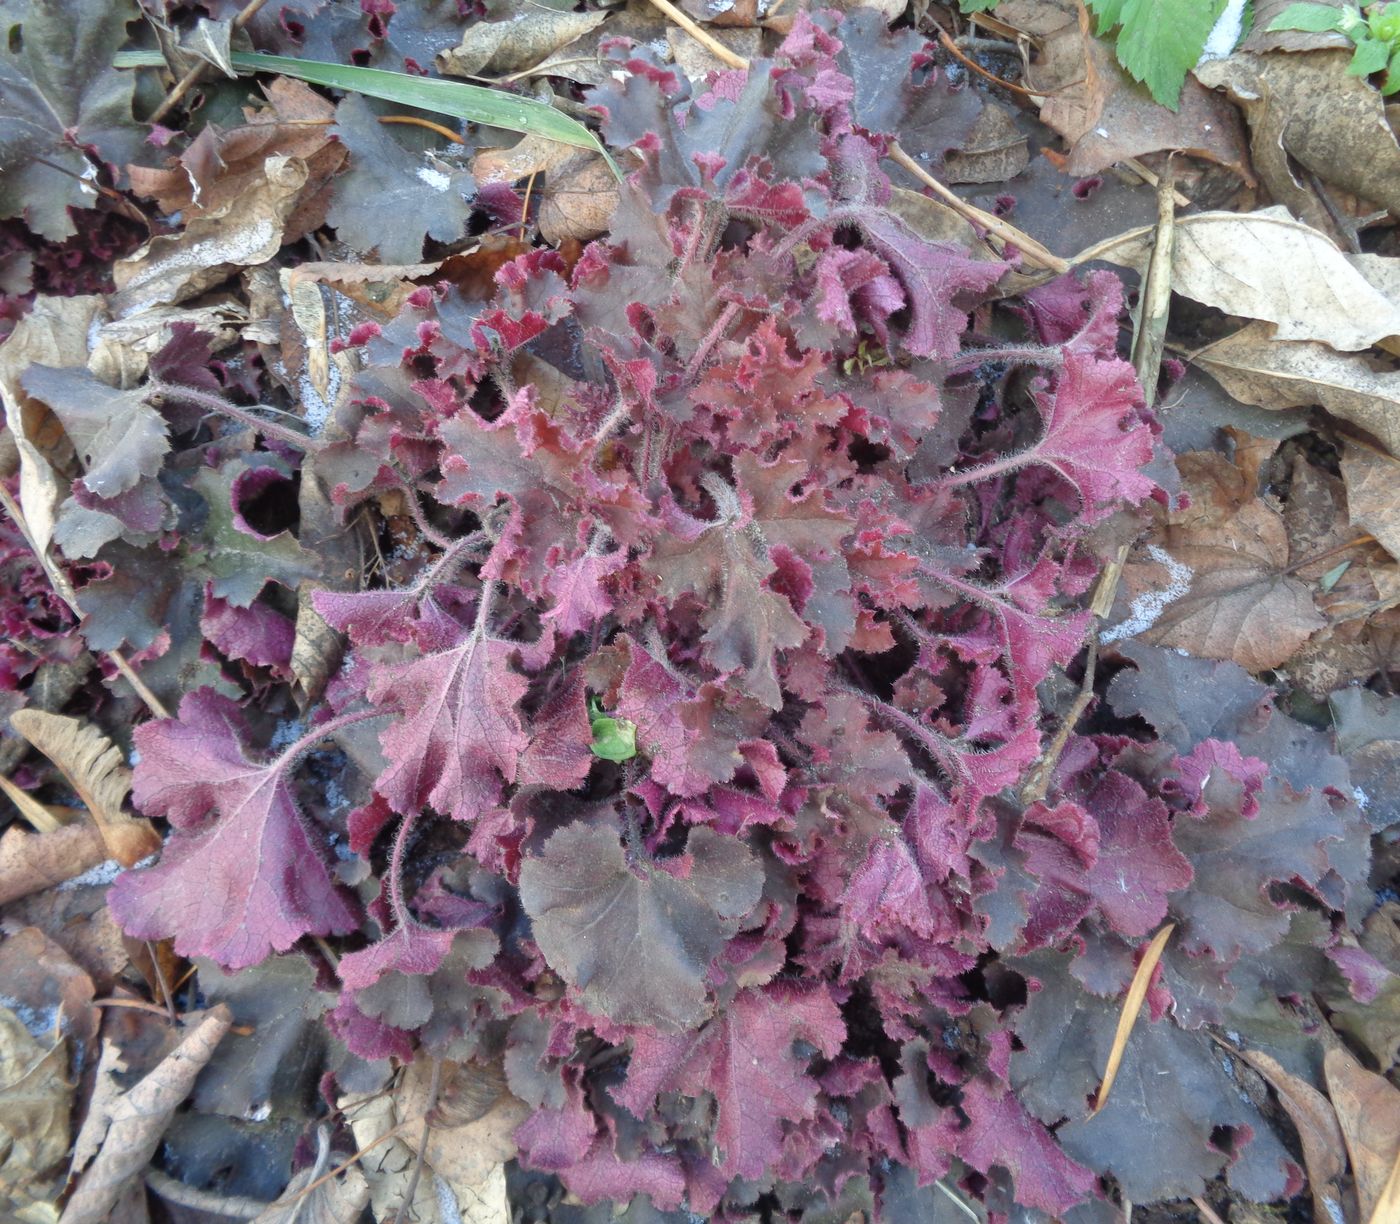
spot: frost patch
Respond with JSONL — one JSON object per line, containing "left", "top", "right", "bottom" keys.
{"left": 0, "top": 996, "right": 61, "bottom": 1039}
{"left": 1101, "top": 544, "right": 1194, "bottom": 644}
{"left": 59, "top": 859, "right": 123, "bottom": 891}
{"left": 417, "top": 165, "right": 452, "bottom": 192}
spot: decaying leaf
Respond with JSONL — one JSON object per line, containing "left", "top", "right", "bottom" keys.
{"left": 437, "top": 10, "right": 608, "bottom": 77}
{"left": 1341, "top": 441, "right": 1400, "bottom": 560}
{"left": 1021, "top": 0, "right": 1251, "bottom": 178}
{"left": 62, "top": 1005, "right": 232, "bottom": 1224}
{"left": 250, "top": 1128, "right": 370, "bottom": 1224}
{"left": 1193, "top": 322, "right": 1400, "bottom": 457}
{"left": 0, "top": 1004, "right": 71, "bottom": 1216}
{"left": 473, "top": 136, "right": 618, "bottom": 242}
{"left": 1196, "top": 50, "right": 1400, "bottom": 240}
{"left": 943, "top": 100, "right": 1031, "bottom": 185}
{"left": 110, "top": 156, "right": 310, "bottom": 318}
{"left": 0, "top": 822, "right": 111, "bottom": 907}
{"left": 1114, "top": 443, "right": 1325, "bottom": 670}
{"left": 342, "top": 1058, "right": 526, "bottom": 1224}
{"left": 1324, "top": 1044, "right": 1400, "bottom": 1224}
{"left": 1095, "top": 208, "right": 1400, "bottom": 351}
{"left": 1240, "top": 1048, "right": 1347, "bottom": 1223}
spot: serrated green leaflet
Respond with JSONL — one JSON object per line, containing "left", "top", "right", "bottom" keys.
{"left": 113, "top": 48, "right": 621, "bottom": 179}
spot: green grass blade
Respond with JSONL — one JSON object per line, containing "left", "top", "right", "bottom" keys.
{"left": 113, "top": 48, "right": 621, "bottom": 178}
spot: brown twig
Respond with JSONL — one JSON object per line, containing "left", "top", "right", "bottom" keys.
{"left": 145, "top": 1168, "right": 268, "bottom": 1220}
{"left": 149, "top": 0, "right": 271, "bottom": 125}
{"left": 1284, "top": 533, "right": 1376, "bottom": 576}
{"left": 935, "top": 28, "right": 1041, "bottom": 97}
{"left": 378, "top": 114, "right": 465, "bottom": 144}
{"left": 1131, "top": 160, "right": 1177, "bottom": 409}
{"left": 1018, "top": 636, "right": 1098, "bottom": 805}
{"left": 520, "top": 168, "right": 540, "bottom": 241}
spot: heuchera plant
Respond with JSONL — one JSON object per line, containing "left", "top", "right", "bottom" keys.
{"left": 107, "top": 11, "right": 1376, "bottom": 1218}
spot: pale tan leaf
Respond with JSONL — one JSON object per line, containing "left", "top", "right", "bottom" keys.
{"left": 0, "top": 774, "right": 73, "bottom": 833}
{"left": 1093, "top": 208, "right": 1400, "bottom": 350}
{"left": 538, "top": 154, "right": 620, "bottom": 244}
{"left": 437, "top": 10, "right": 608, "bottom": 78}
{"left": 1193, "top": 322, "right": 1400, "bottom": 457}
{"left": 0, "top": 823, "right": 110, "bottom": 907}
{"left": 60, "top": 1006, "right": 232, "bottom": 1224}
{"left": 1240, "top": 1048, "right": 1347, "bottom": 1223}
{"left": 0, "top": 1005, "right": 71, "bottom": 1214}
{"left": 342, "top": 1058, "right": 527, "bottom": 1224}
{"left": 1325, "top": 1044, "right": 1400, "bottom": 1224}
{"left": 250, "top": 1130, "right": 371, "bottom": 1224}
{"left": 1091, "top": 923, "right": 1173, "bottom": 1115}
{"left": 9, "top": 711, "right": 159, "bottom": 868}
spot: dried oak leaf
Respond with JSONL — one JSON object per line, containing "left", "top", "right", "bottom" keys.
{"left": 0, "top": 1002, "right": 70, "bottom": 1212}
{"left": 108, "top": 690, "right": 360, "bottom": 969}
{"left": 613, "top": 981, "right": 845, "bottom": 1179}
{"left": 328, "top": 94, "right": 476, "bottom": 265}
{"left": 519, "top": 821, "right": 763, "bottom": 1030}
{"left": 1116, "top": 445, "right": 1325, "bottom": 671}
{"left": 0, "top": 0, "right": 144, "bottom": 241}
{"left": 1324, "top": 1044, "right": 1400, "bottom": 1223}
{"left": 1009, "top": 951, "right": 1295, "bottom": 1203}
{"left": 1341, "top": 440, "right": 1400, "bottom": 559}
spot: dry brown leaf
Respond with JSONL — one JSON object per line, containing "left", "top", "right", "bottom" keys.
{"left": 0, "top": 296, "right": 102, "bottom": 557}
{"left": 88, "top": 301, "right": 247, "bottom": 387}
{"left": 1324, "top": 1044, "right": 1400, "bottom": 1223}
{"left": 1113, "top": 444, "right": 1325, "bottom": 670}
{"left": 1239, "top": 1049, "right": 1347, "bottom": 1223}
{"left": 1196, "top": 52, "right": 1400, "bottom": 242}
{"left": 1021, "top": 0, "right": 1251, "bottom": 178}
{"left": 944, "top": 101, "right": 1030, "bottom": 185}
{"left": 1192, "top": 321, "right": 1400, "bottom": 456}
{"left": 9, "top": 711, "right": 159, "bottom": 868}
{"left": 0, "top": 823, "right": 111, "bottom": 907}
{"left": 128, "top": 78, "right": 347, "bottom": 245}
{"left": 0, "top": 929, "right": 98, "bottom": 1060}
{"left": 342, "top": 1058, "right": 528, "bottom": 1224}
{"left": 1342, "top": 441, "right": 1400, "bottom": 561}
{"left": 1241, "top": 0, "right": 1350, "bottom": 52}
{"left": 1093, "top": 208, "right": 1400, "bottom": 351}
{"left": 474, "top": 137, "right": 619, "bottom": 243}
{"left": 60, "top": 1005, "right": 232, "bottom": 1224}
{"left": 111, "top": 155, "right": 309, "bottom": 319}
{"left": 0, "top": 1004, "right": 71, "bottom": 1217}
{"left": 437, "top": 10, "right": 608, "bottom": 78}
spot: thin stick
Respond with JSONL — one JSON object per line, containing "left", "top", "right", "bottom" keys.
{"left": 1131, "top": 160, "right": 1177, "bottom": 408}
{"left": 274, "top": 1120, "right": 415, "bottom": 1211}
{"left": 149, "top": 0, "right": 271, "bottom": 125}
{"left": 887, "top": 144, "right": 1069, "bottom": 273}
{"left": 1092, "top": 923, "right": 1175, "bottom": 1115}
{"left": 520, "top": 168, "right": 539, "bottom": 240}
{"left": 1019, "top": 636, "right": 1098, "bottom": 805}
{"left": 936, "top": 28, "right": 1040, "bottom": 97}
{"left": 92, "top": 996, "right": 179, "bottom": 1019}
{"left": 378, "top": 114, "right": 465, "bottom": 144}
{"left": 1122, "top": 157, "right": 1191, "bottom": 208}
{"left": 642, "top": 0, "right": 747, "bottom": 68}
{"left": 145, "top": 1167, "right": 268, "bottom": 1219}
{"left": 1191, "top": 1195, "right": 1228, "bottom": 1224}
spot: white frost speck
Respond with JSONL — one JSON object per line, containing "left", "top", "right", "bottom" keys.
{"left": 417, "top": 165, "right": 452, "bottom": 192}
{"left": 299, "top": 357, "right": 342, "bottom": 437}
{"left": 245, "top": 1102, "right": 272, "bottom": 1123}
{"left": 270, "top": 717, "right": 308, "bottom": 751}
{"left": 1101, "top": 544, "right": 1194, "bottom": 644}
{"left": 1354, "top": 786, "right": 1371, "bottom": 812}
{"left": 1198, "top": 0, "right": 1247, "bottom": 63}
{"left": 0, "top": 996, "right": 61, "bottom": 1039}
{"left": 1094, "top": 126, "right": 1110, "bottom": 139}
{"left": 128, "top": 746, "right": 141, "bottom": 766}
{"left": 59, "top": 859, "right": 123, "bottom": 891}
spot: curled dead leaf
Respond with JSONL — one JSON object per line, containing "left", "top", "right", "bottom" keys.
{"left": 437, "top": 10, "right": 608, "bottom": 78}
{"left": 60, "top": 1006, "right": 232, "bottom": 1224}
{"left": 1192, "top": 321, "right": 1400, "bottom": 457}
{"left": 1324, "top": 1044, "right": 1400, "bottom": 1224}
{"left": 0, "top": 1004, "right": 71, "bottom": 1217}
{"left": 0, "top": 823, "right": 111, "bottom": 907}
